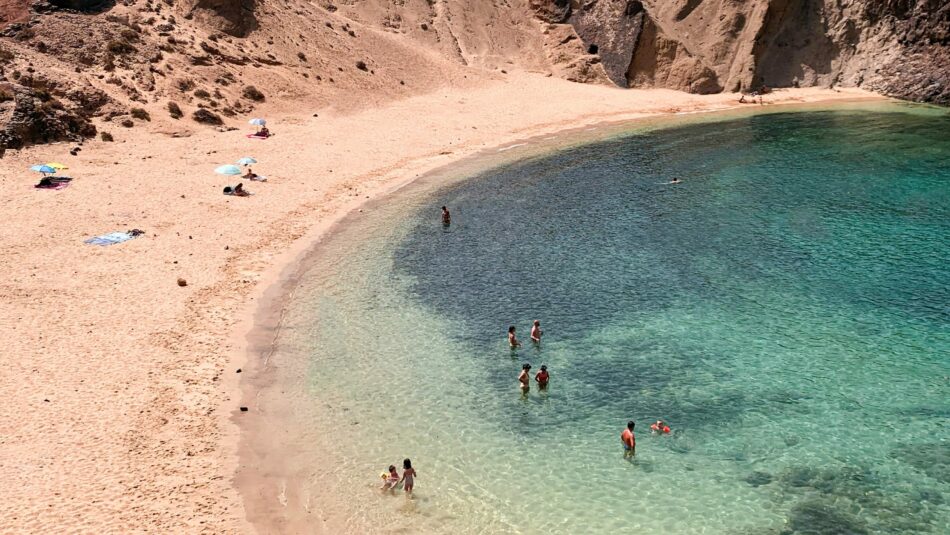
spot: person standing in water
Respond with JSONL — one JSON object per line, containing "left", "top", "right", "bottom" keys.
{"left": 530, "top": 320, "right": 543, "bottom": 345}
{"left": 508, "top": 326, "right": 521, "bottom": 348}
{"left": 621, "top": 421, "right": 636, "bottom": 458}
{"left": 535, "top": 364, "right": 549, "bottom": 389}
{"left": 441, "top": 206, "right": 451, "bottom": 226}
{"left": 399, "top": 458, "right": 417, "bottom": 497}
{"left": 519, "top": 363, "right": 531, "bottom": 392}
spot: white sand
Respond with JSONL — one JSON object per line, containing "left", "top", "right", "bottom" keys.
{"left": 0, "top": 74, "right": 880, "bottom": 532}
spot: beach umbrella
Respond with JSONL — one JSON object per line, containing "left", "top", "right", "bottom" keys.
{"left": 248, "top": 118, "right": 266, "bottom": 126}
{"left": 31, "top": 164, "right": 56, "bottom": 175}
{"left": 45, "top": 162, "right": 69, "bottom": 170}
{"left": 215, "top": 164, "right": 243, "bottom": 176}
{"left": 236, "top": 157, "right": 257, "bottom": 166}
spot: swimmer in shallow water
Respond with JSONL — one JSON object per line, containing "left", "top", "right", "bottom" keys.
{"left": 535, "top": 364, "right": 549, "bottom": 389}
{"left": 519, "top": 363, "right": 531, "bottom": 392}
{"left": 669, "top": 177, "right": 682, "bottom": 184}
{"left": 381, "top": 465, "right": 400, "bottom": 491}
{"left": 530, "top": 320, "right": 543, "bottom": 344}
{"left": 621, "top": 421, "right": 636, "bottom": 458}
{"left": 399, "top": 458, "right": 417, "bottom": 497}
{"left": 441, "top": 205, "right": 451, "bottom": 226}
{"left": 508, "top": 326, "right": 522, "bottom": 348}
{"left": 651, "top": 420, "right": 671, "bottom": 434}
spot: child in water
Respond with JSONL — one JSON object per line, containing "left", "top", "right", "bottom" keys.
{"left": 399, "top": 458, "right": 417, "bottom": 497}
{"left": 381, "top": 465, "right": 400, "bottom": 491}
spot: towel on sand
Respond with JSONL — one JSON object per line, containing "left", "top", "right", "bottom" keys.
{"left": 35, "top": 177, "right": 72, "bottom": 190}
{"left": 246, "top": 133, "right": 269, "bottom": 139}
{"left": 85, "top": 231, "right": 137, "bottom": 246}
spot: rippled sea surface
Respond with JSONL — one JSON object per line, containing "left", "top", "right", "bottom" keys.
{"left": 266, "top": 105, "right": 949, "bottom": 534}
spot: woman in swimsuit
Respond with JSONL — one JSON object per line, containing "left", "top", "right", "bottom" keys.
{"left": 519, "top": 363, "right": 531, "bottom": 392}
{"left": 534, "top": 364, "right": 549, "bottom": 389}
{"left": 399, "top": 458, "right": 417, "bottom": 497}
{"left": 508, "top": 326, "right": 522, "bottom": 348}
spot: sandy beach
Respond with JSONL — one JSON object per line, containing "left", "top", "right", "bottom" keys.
{"left": 0, "top": 75, "right": 881, "bottom": 533}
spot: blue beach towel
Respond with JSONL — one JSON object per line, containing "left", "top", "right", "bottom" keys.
{"left": 85, "top": 232, "right": 135, "bottom": 246}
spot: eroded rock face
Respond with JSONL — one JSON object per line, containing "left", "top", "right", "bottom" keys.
{"left": 628, "top": 14, "right": 723, "bottom": 93}
{"left": 529, "top": 0, "right": 571, "bottom": 23}
{"left": 177, "top": 0, "right": 256, "bottom": 37}
{"left": 571, "top": 0, "right": 646, "bottom": 86}
{"left": 529, "top": 0, "right": 949, "bottom": 103}
{"left": 41, "top": 0, "right": 114, "bottom": 12}
{"left": 0, "top": 82, "right": 102, "bottom": 152}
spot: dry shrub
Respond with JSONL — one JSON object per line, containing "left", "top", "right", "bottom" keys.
{"left": 242, "top": 85, "right": 264, "bottom": 101}
{"left": 167, "top": 101, "right": 183, "bottom": 118}
{"left": 130, "top": 107, "right": 151, "bottom": 121}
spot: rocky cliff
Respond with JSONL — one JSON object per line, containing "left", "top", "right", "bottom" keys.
{"left": 531, "top": 0, "right": 948, "bottom": 103}
{"left": 0, "top": 0, "right": 946, "bottom": 151}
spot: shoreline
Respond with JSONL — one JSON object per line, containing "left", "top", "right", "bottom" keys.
{"left": 231, "top": 89, "right": 888, "bottom": 533}
{"left": 0, "top": 73, "right": 885, "bottom": 533}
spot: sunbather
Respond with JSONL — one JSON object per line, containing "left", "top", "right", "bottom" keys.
{"left": 35, "top": 176, "right": 72, "bottom": 189}
{"left": 223, "top": 184, "right": 251, "bottom": 196}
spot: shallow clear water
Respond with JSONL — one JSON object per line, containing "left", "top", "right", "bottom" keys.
{"left": 265, "top": 104, "right": 949, "bottom": 534}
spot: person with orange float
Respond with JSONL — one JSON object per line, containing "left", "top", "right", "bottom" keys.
{"left": 650, "top": 420, "right": 671, "bottom": 434}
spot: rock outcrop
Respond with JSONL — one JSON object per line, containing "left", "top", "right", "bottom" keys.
{"left": 530, "top": 0, "right": 949, "bottom": 103}
{"left": 176, "top": 0, "right": 255, "bottom": 37}
{"left": 0, "top": 80, "right": 102, "bottom": 153}
{"left": 0, "top": 0, "right": 945, "bottom": 154}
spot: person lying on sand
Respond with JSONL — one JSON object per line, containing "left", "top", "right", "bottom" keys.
{"left": 224, "top": 183, "right": 251, "bottom": 196}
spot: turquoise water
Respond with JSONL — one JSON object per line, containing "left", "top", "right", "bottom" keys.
{"left": 261, "top": 105, "right": 949, "bottom": 534}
